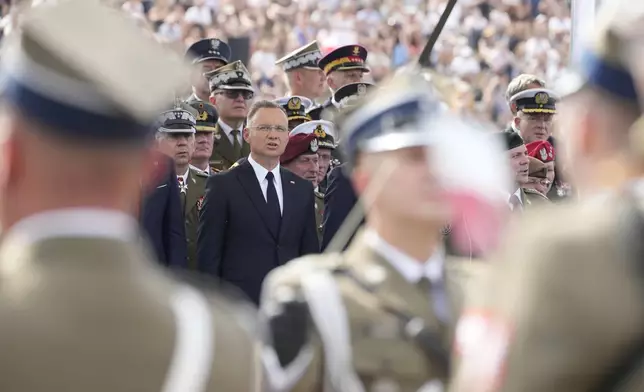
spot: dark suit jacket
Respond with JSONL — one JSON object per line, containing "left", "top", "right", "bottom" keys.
{"left": 321, "top": 164, "right": 360, "bottom": 250}
{"left": 140, "top": 155, "right": 187, "bottom": 268}
{"left": 197, "top": 159, "right": 320, "bottom": 304}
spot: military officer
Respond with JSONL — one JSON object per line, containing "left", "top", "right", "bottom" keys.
{"left": 498, "top": 131, "right": 548, "bottom": 211}
{"left": 260, "top": 73, "right": 488, "bottom": 392}
{"left": 508, "top": 88, "right": 560, "bottom": 144}
{"left": 206, "top": 60, "right": 253, "bottom": 171}
{"left": 450, "top": 2, "right": 644, "bottom": 391}
{"left": 274, "top": 95, "right": 314, "bottom": 130}
{"left": 306, "top": 45, "right": 370, "bottom": 122}
{"left": 188, "top": 101, "right": 221, "bottom": 175}
{"left": 0, "top": 1, "right": 260, "bottom": 391}
{"left": 275, "top": 41, "right": 326, "bottom": 102}
{"left": 155, "top": 105, "right": 209, "bottom": 269}
{"left": 290, "top": 120, "right": 338, "bottom": 232}
{"left": 185, "top": 38, "right": 232, "bottom": 103}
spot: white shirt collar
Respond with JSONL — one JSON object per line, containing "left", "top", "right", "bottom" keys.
{"left": 506, "top": 188, "right": 522, "bottom": 204}
{"left": 248, "top": 153, "right": 281, "bottom": 185}
{"left": 3, "top": 208, "right": 139, "bottom": 247}
{"left": 364, "top": 229, "right": 444, "bottom": 284}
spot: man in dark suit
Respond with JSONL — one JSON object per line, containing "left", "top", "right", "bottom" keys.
{"left": 140, "top": 149, "right": 187, "bottom": 269}
{"left": 198, "top": 100, "right": 319, "bottom": 304}
{"left": 321, "top": 163, "right": 359, "bottom": 250}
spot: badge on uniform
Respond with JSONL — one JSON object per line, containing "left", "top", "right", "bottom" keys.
{"left": 197, "top": 196, "right": 204, "bottom": 211}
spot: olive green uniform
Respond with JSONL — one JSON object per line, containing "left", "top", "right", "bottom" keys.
{"left": 450, "top": 195, "right": 644, "bottom": 392}
{"left": 261, "top": 231, "right": 488, "bottom": 391}
{"left": 184, "top": 167, "right": 208, "bottom": 269}
{"left": 209, "top": 123, "right": 251, "bottom": 172}
{"left": 521, "top": 187, "right": 549, "bottom": 208}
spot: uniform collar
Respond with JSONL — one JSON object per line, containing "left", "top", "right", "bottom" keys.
{"left": 364, "top": 229, "right": 444, "bottom": 285}
{"left": 3, "top": 208, "right": 138, "bottom": 247}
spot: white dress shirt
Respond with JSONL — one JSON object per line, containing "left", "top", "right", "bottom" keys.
{"left": 217, "top": 120, "right": 243, "bottom": 146}
{"left": 4, "top": 208, "right": 139, "bottom": 246}
{"left": 364, "top": 229, "right": 450, "bottom": 322}
{"left": 248, "top": 154, "right": 284, "bottom": 214}
{"left": 506, "top": 188, "right": 523, "bottom": 210}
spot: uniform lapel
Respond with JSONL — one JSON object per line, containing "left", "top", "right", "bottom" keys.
{"left": 344, "top": 233, "right": 442, "bottom": 331}
{"left": 236, "top": 161, "right": 278, "bottom": 240}
{"left": 278, "top": 169, "right": 296, "bottom": 241}
{"left": 184, "top": 170, "right": 200, "bottom": 216}
{"left": 521, "top": 188, "right": 531, "bottom": 209}
{"left": 213, "top": 123, "right": 236, "bottom": 165}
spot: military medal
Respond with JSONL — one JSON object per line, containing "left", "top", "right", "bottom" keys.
{"left": 177, "top": 177, "right": 188, "bottom": 194}
{"left": 197, "top": 196, "right": 204, "bottom": 211}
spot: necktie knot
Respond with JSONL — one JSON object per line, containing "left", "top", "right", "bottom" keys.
{"left": 231, "top": 129, "right": 240, "bottom": 136}
{"left": 266, "top": 172, "right": 274, "bottom": 181}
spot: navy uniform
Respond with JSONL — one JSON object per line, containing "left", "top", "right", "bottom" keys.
{"left": 185, "top": 38, "right": 232, "bottom": 103}
{"left": 275, "top": 41, "right": 324, "bottom": 101}
{"left": 156, "top": 106, "right": 209, "bottom": 270}
{"left": 205, "top": 60, "right": 253, "bottom": 171}
{"left": 261, "top": 73, "right": 488, "bottom": 392}
{"left": 308, "top": 45, "right": 370, "bottom": 121}
{"left": 290, "top": 120, "right": 338, "bottom": 240}
{"left": 188, "top": 101, "right": 221, "bottom": 176}
{"left": 451, "top": 4, "right": 644, "bottom": 391}
{"left": 274, "top": 95, "right": 314, "bottom": 131}
{"left": 0, "top": 1, "right": 259, "bottom": 391}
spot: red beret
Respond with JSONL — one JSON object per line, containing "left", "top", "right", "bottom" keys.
{"left": 280, "top": 133, "right": 319, "bottom": 164}
{"left": 526, "top": 140, "right": 555, "bottom": 163}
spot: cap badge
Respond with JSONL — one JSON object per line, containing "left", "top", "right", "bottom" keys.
{"left": 198, "top": 111, "right": 208, "bottom": 121}
{"left": 287, "top": 97, "right": 301, "bottom": 110}
{"left": 357, "top": 84, "right": 367, "bottom": 95}
{"left": 310, "top": 138, "right": 319, "bottom": 152}
{"left": 314, "top": 124, "right": 326, "bottom": 138}
{"left": 535, "top": 92, "right": 549, "bottom": 105}
{"left": 353, "top": 46, "right": 361, "bottom": 56}
{"left": 539, "top": 147, "right": 547, "bottom": 161}
{"left": 211, "top": 39, "right": 220, "bottom": 50}
{"left": 236, "top": 71, "right": 246, "bottom": 79}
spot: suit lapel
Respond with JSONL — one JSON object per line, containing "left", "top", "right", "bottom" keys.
{"left": 236, "top": 161, "right": 278, "bottom": 239}
{"left": 344, "top": 234, "right": 442, "bottom": 331}
{"left": 184, "top": 170, "right": 200, "bottom": 216}
{"left": 278, "top": 169, "right": 296, "bottom": 241}
{"left": 214, "top": 124, "right": 237, "bottom": 165}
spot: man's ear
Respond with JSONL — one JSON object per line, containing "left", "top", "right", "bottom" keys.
{"left": 513, "top": 116, "right": 521, "bottom": 130}
{"left": 326, "top": 75, "right": 334, "bottom": 90}
{"left": 209, "top": 95, "right": 216, "bottom": 105}
{"left": 243, "top": 127, "right": 250, "bottom": 143}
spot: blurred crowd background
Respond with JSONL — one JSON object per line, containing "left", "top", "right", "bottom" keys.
{"left": 0, "top": 0, "right": 572, "bottom": 128}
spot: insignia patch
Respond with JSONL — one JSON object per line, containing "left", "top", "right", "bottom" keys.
{"left": 197, "top": 196, "right": 204, "bottom": 211}
{"left": 198, "top": 110, "right": 208, "bottom": 121}
{"left": 539, "top": 147, "right": 547, "bottom": 161}
{"left": 310, "top": 138, "right": 319, "bottom": 152}
{"left": 214, "top": 132, "right": 221, "bottom": 140}
{"left": 534, "top": 92, "right": 549, "bottom": 105}
{"left": 313, "top": 124, "right": 326, "bottom": 138}
{"left": 453, "top": 309, "right": 512, "bottom": 392}
{"left": 353, "top": 46, "right": 361, "bottom": 56}
{"left": 287, "top": 97, "right": 301, "bottom": 110}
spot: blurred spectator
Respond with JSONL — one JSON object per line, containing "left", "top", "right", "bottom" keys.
{"left": 8, "top": 0, "right": 570, "bottom": 127}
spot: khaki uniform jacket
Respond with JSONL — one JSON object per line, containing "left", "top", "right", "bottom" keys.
{"left": 521, "top": 187, "right": 549, "bottom": 208}
{"left": 261, "top": 231, "right": 488, "bottom": 392}
{"left": 450, "top": 197, "right": 644, "bottom": 392}
{"left": 0, "top": 228, "right": 259, "bottom": 391}
{"left": 210, "top": 123, "right": 250, "bottom": 172}
{"left": 185, "top": 167, "right": 208, "bottom": 269}
{"left": 314, "top": 189, "right": 324, "bottom": 245}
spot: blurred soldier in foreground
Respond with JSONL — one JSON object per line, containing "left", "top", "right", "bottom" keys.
{"left": 450, "top": 3, "right": 644, "bottom": 390}
{"left": 0, "top": 1, "right": 258, "bottom": 391}
{"left": 275, "top": 41, "right": 325, "bottom": 102}
{"left": 260, "top": 74, "right": 488, "bottom": 392}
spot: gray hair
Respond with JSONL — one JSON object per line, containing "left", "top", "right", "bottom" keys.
{"left": 505, "top": 74, "right": 546, "bottom": 102}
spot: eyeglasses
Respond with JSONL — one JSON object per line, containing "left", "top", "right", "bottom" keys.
{"left": 527, "top": 177, "right": 552, "bottom": 187}
{"left": 216, "top": 90, "right": 254, "bottom": 100}
{"left": 249, "top": 124, "right": 288, "bottom": 133}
